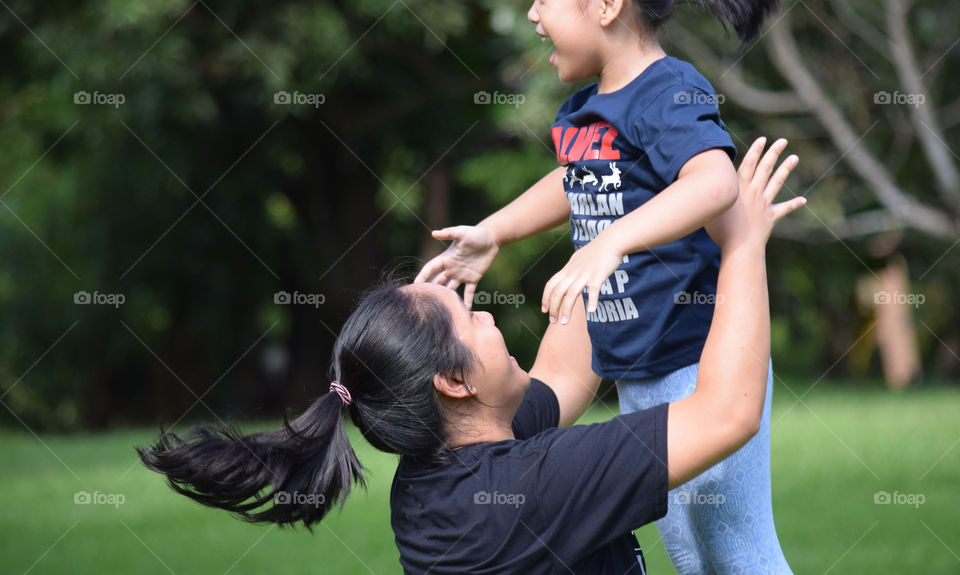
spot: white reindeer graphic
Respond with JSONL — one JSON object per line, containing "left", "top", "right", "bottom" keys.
{"left": 600, "top": 162, "right": 621, "bottom": 192}
{"left": 565, "top": 167, "right": 583, "bottom": 190}
{"left": 580, "top": 168, "right": 598, "bottom": 190}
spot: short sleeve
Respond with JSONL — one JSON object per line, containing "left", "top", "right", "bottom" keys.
{"left": 511, "top": 378, "right": 561, "bottom": 440}
{"left": 638, "top": 83, "right": 736, "bottom": 184}
{"left": 528, "top": 403, "right": 669, "bottom": 564}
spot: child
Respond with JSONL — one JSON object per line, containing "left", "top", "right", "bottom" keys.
{"left": 416, "top": 0, "right": 791, "bottom": 572}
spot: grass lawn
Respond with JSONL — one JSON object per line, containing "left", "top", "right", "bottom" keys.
{"left": 1, "top": 381, "right": 959, "bottom": 574}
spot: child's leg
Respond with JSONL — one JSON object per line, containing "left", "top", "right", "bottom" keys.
{"left": 617, "top": 362, "right": 792, "bottom": 575}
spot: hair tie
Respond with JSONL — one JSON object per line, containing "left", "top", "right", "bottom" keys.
{"left": 329, "top": 381, "right": 352, "bottom": 406}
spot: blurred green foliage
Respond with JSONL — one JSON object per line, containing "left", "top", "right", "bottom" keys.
{"left": 0, "top": 0, "right": 957, "bottom": 431}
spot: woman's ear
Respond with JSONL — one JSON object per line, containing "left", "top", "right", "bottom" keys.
{"left": 433, "top": 371, "right": 475, "bottom": 399}
{"left": 598, "top": 0, "right": 625, "bottom": 27}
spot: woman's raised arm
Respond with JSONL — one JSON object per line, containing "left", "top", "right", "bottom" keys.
{"left": 529, "top": 294, "right": 601, "bottom": 427}
{"left": 665, "top": 138, "right": 804, "bottom": 489}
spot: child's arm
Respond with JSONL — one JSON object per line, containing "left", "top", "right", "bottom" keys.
{"left": 416, "top": 166, "right": 569, "bottom": 308}
{"left": 541, "top": 148, "right": 739, "bottom": 323}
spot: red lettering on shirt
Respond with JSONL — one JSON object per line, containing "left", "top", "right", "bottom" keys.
{"left": 553, "top": 121, "right": 621, "bottom": 163}
{"left": 568, "top": 123, "right": 597, "bottom": 163}
{"left": 599, "top": 124, "right": 620, "bottom": 160}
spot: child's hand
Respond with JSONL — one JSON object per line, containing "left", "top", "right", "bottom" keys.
{"left": 415, "top": 226, "right": 500, "bottom": 309}
{"left": 541, "top": 237, "right": 624, "bottom": 324}
{"left": 706, "top": 137, "right": 805, "bottom": 251}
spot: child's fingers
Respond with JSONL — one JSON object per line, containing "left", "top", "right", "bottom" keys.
{"left": 434, "top": 270, "right": 461, "bottom": 292}
{"left": 432, "top": 226, "right": 473, "bottom": 252}
{"left": 431, "top": 227, "right": 458, "bottom": 241}
{"left": 764, "top": 155, "right": 799, "bottom": 202}
{"left": 547, "top": 282, "right": 567, "bottom": 323}
{"left": 415, "top": 257, "right": 444, "bottom": 284}
{"left": 541, "top": 274, "right": 558, "bottom": 317}
{"left": 737, "top": 137, "right": 767, "bottom": 183}
{"left": 544, "top": 274, "right": 574, "bottom": 322}
{"left": 557, "top": 288, "right": 579, "bottom": 325}
{"left": 770, "top": 197, "right": 807, "bottom": 224}
{"left": 585, "top": 283, "right": 600, "bottom": 316}
{"left": 463, "top": 283, "right": 477, "bottom": 310}
{"left": 753, "top": 139, "right": 788, "bottom": 189}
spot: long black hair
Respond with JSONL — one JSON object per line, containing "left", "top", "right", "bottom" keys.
{"left": 635, "top": 0, "right": 779, "bottom": 42}
{"left": 137, "top": 283, "right": 475, "bottom": 529}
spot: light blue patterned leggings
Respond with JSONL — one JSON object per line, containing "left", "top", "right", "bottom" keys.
{"left": 617, "top": 362, "right": 792, "bottom": 574}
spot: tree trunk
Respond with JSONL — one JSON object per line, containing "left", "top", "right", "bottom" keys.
{"left": 419, "top": 163, "right": 450, "bottom": 263}
{"left": 874, "top": 254, "right": 922, "bottom": 389}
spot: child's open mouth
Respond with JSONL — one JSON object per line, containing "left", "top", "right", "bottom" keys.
{"left": 539, "top": 35, "right": 556, "bottom": 66}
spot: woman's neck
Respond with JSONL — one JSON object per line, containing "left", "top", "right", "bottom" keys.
{"left": 446, "top": 416, "right": 516, "bottom": 450}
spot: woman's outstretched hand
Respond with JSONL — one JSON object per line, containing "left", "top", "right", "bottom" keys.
{"left": 706, "top": 137, "right": 805, "bottom": 251}
{"left": 415, "top": 225, "right": 500, "bottom": 309}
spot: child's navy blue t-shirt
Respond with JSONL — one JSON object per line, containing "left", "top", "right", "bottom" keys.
{"left": 391, "top": 379, "right": 669, "bottom": 574}
{"left": 551, "top": 56, "right": 736, "bottom": 379}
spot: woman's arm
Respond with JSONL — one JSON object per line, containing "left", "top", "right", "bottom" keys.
{"left": 416, "top": 166, "right": 569, "bottom": 307}
{"left": 528, "top": 294, "right": 600, "bottom": 427}
{"left": 665, "top": 138, "right": 804, "bottom": 489}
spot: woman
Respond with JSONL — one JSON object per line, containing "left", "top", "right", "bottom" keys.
{"left": 139, "top": 138, "right": 802, "bottom": 574}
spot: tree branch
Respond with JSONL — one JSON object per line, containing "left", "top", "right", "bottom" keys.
{"left": 765, "top": 11, "right": 957, "bottom": 239}
{"left": 881, "top": 104, "right": 916, "bottom": 177}
{"left": 940, "top": 96, "right": 960, "bottom": 130}
{"left": 668, "top": 25, "right": 807, "bottom": 114}
{"left": 773, "top": 209, "right": 905, "bottom": 243}
{"left": 886, "top": 0, "right": 960, "bottom": 210}
{"left": 827, "top": 0, "right": 891, "bottom": 61}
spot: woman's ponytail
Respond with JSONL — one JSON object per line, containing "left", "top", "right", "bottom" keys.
{"left": 139, "top": 281, "right": 475, "bottom": 528}
{"left": 137, "top": 388, "right": 363, "bottom": 529}
{"left": 635, "top": 0, "right": 780, "bottom": 43}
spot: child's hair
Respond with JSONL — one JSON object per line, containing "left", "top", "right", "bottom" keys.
{"left": 137, "top": 283, "right": 476, "bottom": 529}
{"left": 633, "top": 0, "right": 779, "bottom": 42}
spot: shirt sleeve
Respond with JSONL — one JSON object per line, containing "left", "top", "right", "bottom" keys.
{"left": 529, "top": 403, "right": 670, "bottom": 564}
{"left": 511, "top": 378, "right": 561, "bottom": 440}
{"left": 638, "top": 82, "right": 736, "bottom": 184}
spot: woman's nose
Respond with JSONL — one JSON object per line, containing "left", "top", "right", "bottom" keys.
{"left": 527, "top": 1, "right": 539, "bottom": 24}
{"left": 478, "top": 311, "right": 495, "bottom": 326}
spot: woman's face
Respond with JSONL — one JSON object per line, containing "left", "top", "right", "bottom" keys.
{"left": 407, "top": 284, "right": 529, "bottom": 406}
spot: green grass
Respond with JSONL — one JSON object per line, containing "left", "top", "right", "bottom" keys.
{"left": 2, "top": 382, "right": 959, "bottom": 574}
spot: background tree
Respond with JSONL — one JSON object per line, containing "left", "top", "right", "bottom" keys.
{"left": 0, "top": 0, "right": 956, "bottom": 432}
{"left": 664, "top": 0, "right": 959, "bottom": 385}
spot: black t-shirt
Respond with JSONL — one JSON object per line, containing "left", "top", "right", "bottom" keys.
{"left": 391, "top": 379, "right": 669, "bottom": 574}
